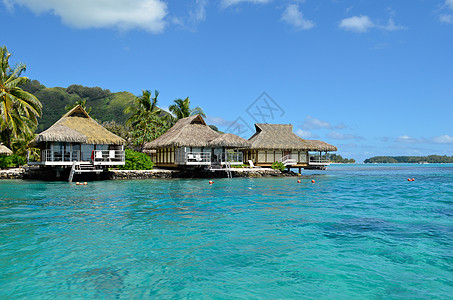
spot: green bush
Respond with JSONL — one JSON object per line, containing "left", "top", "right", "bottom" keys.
{"left": 118, "top": 149, "right": 154, "bottom": 170}
{"left": 271, "top": 161, "right": 286, "bottom": 172}
{"left": 0, "top": 155, "right": 26, "bottom": 169}
{"left": 232, "top": 164, "right": 248, "bottom": 168}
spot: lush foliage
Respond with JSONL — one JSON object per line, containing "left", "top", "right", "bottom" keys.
{"left": 0, "top": 154, "right": 26, "bottom": 169}
{"left": 19, "top": 77, "right": 211, "bottom": 151}
{"left": 117, "top": 149, "right": 154, "bottom": 170}
{"left": 65, "top": 99, "right": 92, "bottom": 114}
{"left": 232, "top": 164, "right": 248, "bottom": 168}
{"left": 330, "top": 154, "right": 356, "bottom": 163}
{"left": 169, "top": 97, "right": 206, "bottom": 120}
{"left": 19, "top": 80, "right": 137, "bottom": 131}
{"left": 271, "top": 161, "right": 286, "bottom": 171}
{"left": 124, "top": 90, "right": 173, "bottom": 149}
{"left": 0, "top": 46, "right": 42, "bottom": 149}
{"left": 101, "top": 120, "right": 130, "bottom": 141}
{"left": 364, "top": 155, "right": 453, "bottom": 164}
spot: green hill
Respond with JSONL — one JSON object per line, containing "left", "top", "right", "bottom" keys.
{"left": 20, "top": 80, "right": 136, "bottom": 132}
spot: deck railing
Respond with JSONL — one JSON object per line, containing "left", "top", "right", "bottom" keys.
{"left": 40, "top": 149, "right": 80, "bottom": 162}
{"left": 33, "top": 149, "right": 124, "bottom": 163}
{"left": 219, "top": 151, "right": 243, "bottom": 164}
{"left": 175, "top": 150, "right": 211, "bottom": 165}
{"left": 92, "top": 150, "right": 125, "bottom": 163}
{"left": 309, "top": 155, "right": 330, "bottom": 165}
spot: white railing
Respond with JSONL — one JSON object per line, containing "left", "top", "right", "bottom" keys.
{"left": 175, "top": 149, "right": 211, "bottom": 165}
{"left": 219, "top": 151, "right": 243, "bottom": 164}
{"left": 35, "top": 149, "right": 124, "bottom": 163}
{"left": 279, "top": 154, "right": 297, "bottom": 166}
{"left": 41, "top": 149, "right": 80, "bottom": 162}
{"left": 309, "top": 155, "right": 330, "bottom": 165}
{"left": 92, "top": 150, "right": 125, "bottom": 163}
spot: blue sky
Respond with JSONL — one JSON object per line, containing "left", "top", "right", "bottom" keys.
{"left": 2, "top": 0, "right": 452, "bottom": 161}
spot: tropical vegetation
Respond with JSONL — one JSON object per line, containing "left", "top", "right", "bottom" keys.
{"left": 0, "top": 46, "right": 42, "bottom": 149}
{"left": 271, "top": 161, "right": 286, "bottom": 171}
{"left": 364, "top": 155, "right": 453, "bottom": 164}
{"left": 169, "top": 97, "right": 206, "bottom": 120}
{"left": 329, "top": 154, "right": 356, "bottom": 163}
{"left": 0, "top": 154, "right": 26, "bottom": 169}
{"left": 20, "top": 80, "right": 136, "bottom": 131}
{"left": 118, "top": 149, "right": 154, "bottom": 170}
{"left": 0, "top": 45, "right": 207, "bottom": 170}
{"left": 124, "top": 90, "right": 173, "bottom": 150}
{"left": 65, "top": 99, "right": 92, "bottom": 114}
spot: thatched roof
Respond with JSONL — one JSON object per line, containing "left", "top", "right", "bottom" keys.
{"left": 305, "top": 140, "right": 338, "bottom": 152}
{"left": 208, "top": 133, "right": 251, "bottom": 148}
{"left": 0, "top": 144, "right": 13, "bottom": 156}
{"left": 144, "top": 115, "right": 249, "bottom": 149}
{"left": 249, "top": 124, "right": 309, "bottom": 150}
{"left": 32, "top": 105, "right": 125, "bottom": 145}
{"left": 248, "top": 123, "right": 337, "bottom": 151}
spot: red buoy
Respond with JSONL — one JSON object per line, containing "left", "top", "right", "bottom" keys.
{"left": 297, "top": 180, "right": 301, "bottom": 183}
{"left": 209, "top": 180, "right": 214, "bottom": 184}
{"left": 311, "top": 179, "right": 315, "bottom": 183}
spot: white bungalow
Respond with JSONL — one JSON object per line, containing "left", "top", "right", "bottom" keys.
{"left": 144, "top": 115, "right": 250, "bottom": 168}
{"left": 244, "top": 123, "right": 337, "bottom": 170}
{"left": 29, "top": 105, "right": 125, "bottom": 180}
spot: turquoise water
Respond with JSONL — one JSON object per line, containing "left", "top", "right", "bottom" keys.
{"left": 0, "top": 164, "right": 452, "bottom": 299}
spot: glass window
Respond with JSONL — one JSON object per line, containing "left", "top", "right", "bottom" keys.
{"left": 81, "top": 144, "right": 94, "bottom": 161}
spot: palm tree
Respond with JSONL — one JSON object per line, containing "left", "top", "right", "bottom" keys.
{"left": 125, "top": 89, "right": 161, "bottom": 128}
{"left": 0, "top": 46, "right": 42, "bottom": 148}
{"left": 169, "top": 97, "right": 206, "bottom": 120}
{"left": 124, "top": 90, "right": 171, "bottom": 150}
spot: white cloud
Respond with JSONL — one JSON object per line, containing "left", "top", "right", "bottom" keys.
{"left": 4, "top": 0, "right": 167, "bottom": 33}
{"left": 205, "top": 115, "right": 233, "bottom": 127}
{"left": 327, "top": 131, "right": 364, "bottom": 141}
{"left": 339, "top": 15, "right": 374, "bottom": 32}
{"left": 301, "top": 116, "right": 346, "bottom": 130}
{"left": 433, "top": 135, "right": 453, "bottom": 144}
{"left": 281, "top": 4, "right": 315, "bottom": 30}
{"left": 302, "top": 116, "right": 331, "bottom": 130}
{"left": 296, "top": 129, "right": 318, "bottom": 139}
{"left": 395, "top": 135, "right": 420, "bottom": 143}
{"left": 446, "top": 0, "right": 453, "bottom": 10}
{"left": 339, "top": 15, "right": 404, "bottom": 32}
{"left": 190, "top": 0, "right": 207, "bottom": 23}
{"left": 439, "top": 14, "right": 453, "bottom": 24}
{"left": 221, "top": 0, "right": 271, "bottom": 8}
{"left": 380, "top": 18, "right": 405, "bottom": 31}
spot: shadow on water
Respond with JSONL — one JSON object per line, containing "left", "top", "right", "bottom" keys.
{"left": 70, "top": 267, "right": 127, "bottom": 298}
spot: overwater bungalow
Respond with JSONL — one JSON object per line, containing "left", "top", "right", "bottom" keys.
{"left": 144, "top": 115, "right": 250, "bottom": 168}
{"left": 28, "top": 105, "right": 126, "bottom": 180}
{"left": 244, "top": 123, "right": 337, "bottom": 170}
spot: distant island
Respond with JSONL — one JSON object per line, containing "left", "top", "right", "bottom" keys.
{"left": 364, "top": 155, "right": 453, "bottom": 163}
{"left": 329, "top": 154, "right": 355, "bottom": 163}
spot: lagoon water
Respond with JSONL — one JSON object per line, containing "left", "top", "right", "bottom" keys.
{"left": 0, "top": 164, "right": 452, "bottom": 299}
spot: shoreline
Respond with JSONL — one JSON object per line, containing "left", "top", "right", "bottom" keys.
{"left": 0, "top": 167, "right": 299, "bottom": 181}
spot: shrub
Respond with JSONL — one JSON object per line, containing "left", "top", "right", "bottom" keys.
{"left": 0, "top": 155, "right": 26, "bottom": 169}
{"left": 271, "top": 161, "right": 286, "bottom": 172}
{"left": 118, "top": 149, "right": 154, "bottom": 170}
{"left": 232, "top": 164, "right": 248, "bottom": 168}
